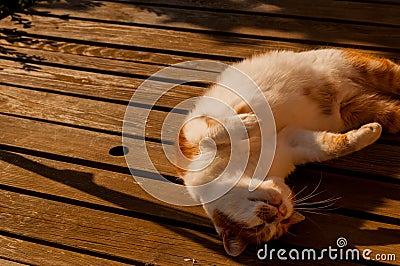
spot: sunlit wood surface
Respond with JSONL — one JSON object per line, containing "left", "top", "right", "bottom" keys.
{"left": 0, "top": 0, "right": 399, "bottom": 265}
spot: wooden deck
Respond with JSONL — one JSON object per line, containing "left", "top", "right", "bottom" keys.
{"left": 0, "top": 0, "right": 399, "bottom": 265}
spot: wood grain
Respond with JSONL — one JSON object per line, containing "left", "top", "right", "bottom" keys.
{"left": 0, "top": 58, "right": 204, "bottom": 108}
{"left": 116, "top": 0, "right": 400, "bottom": 26}
{"left": 0, "top": 258, "right": 27, "bottom": 266}
{"left": 1, "top": 13, "right": 399, "bottom": 63}
{"left": 1, "top": 150, "right": 398, "bottom": 222}
{"left": 0, "top": 35, "right": 196, "bottom": 65}
{"left": 0, "top": 0, "right": 399, "bottom": 264}
{"left": 2, "top": 24, "right": 400, "bottom": 62}
{"left": 0, "top": 235, "right": 126, "bottom": 266}
{"left": 1, "top": 86, "right": 399, "bottom": 180}
{"left": 1, "top": 190, "right": 363, "bottom": 266}
{"left": 1, "top": 110, "right": 399, "bottom": 220}
{"left": 28, "top": 3, "right": 400, "bottom": 50}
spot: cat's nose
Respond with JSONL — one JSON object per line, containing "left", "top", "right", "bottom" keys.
{"left": 256, "top": 202, "right": 285, "bottom": 223}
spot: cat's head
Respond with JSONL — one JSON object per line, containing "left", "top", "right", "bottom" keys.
{"left": 203, "top": 176, "right": 304, "bottom": 256}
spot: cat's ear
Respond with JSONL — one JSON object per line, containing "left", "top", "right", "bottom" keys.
{"left": 221, "top": 229, "right": 249, "bottom": 256}
{"left": 288, "top": 211, "right": 305, "bottom": 225}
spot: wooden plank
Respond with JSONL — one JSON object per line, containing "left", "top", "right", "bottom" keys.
{"left": 0, "top": 49, "right": 399, "bottom": 140}
{"left": 0, "top": 82, "right": 187, "bottom": 143}
{"left": 0, "top": 44, "right": 174, "bottom": 77}
{"left": 0, "top": 49, "right": 399, "bottom": 141}
{"left": 0, "top": 15, "right": 270, "bottom": 59}
{"left": 0, "top": 235, "right": 127, "bottom": 266}
{"left": 26, "top": 3, "right": 400, "bottom": 50}
{"left": 1, "top": 13, "right": 399, "bottom": 63}
{"left": 2, "top": 36, "right": 400, "bottom": 73}
{"left": 108, "top": 0, "right": 400, "bottom": 26}
{"left": 0, "top": 58, "right": 203, "bottom": 109}
{"left": 0, "top": 190, "right": 231, "bottom": 266}
{"left": 349, "top": 0, "right": 400, "bottom": 4}
{"left": 0, "top": 107, "right": 399, "bottom": 218}
{"left": 0, "top": 151, "right": 398, "bottom": 264}
{"left": 0, "top": 83, "right": 126, "bottom": 133}
{"left": 2, "top": 24, "right": 400, "bottom": 62}
{"left": 1, "top": 190, "right": 361, "bottom": 266}
{"left": 0, "top": 257, "right": 27, "bottom": 266}
{"left": 0, "top": 36, "right": 195, "bottom": 65}
{"left": 0, "top": 190, "right": 396, "bottom": 265}
{"left": 319, "top": 143, "right": 400, "bottom": 180}
{"left": 0, "top": 58, "right": 142, "bottom": 103}
{"left": 0, "top": 1, "right": 396, "bottom": 264}
{"left": 1, "top": 148, "right": 399, "bottom": 223}
{"left": 0, "top": 44, "right": 399, "bottom": 113}
{"left": 1, "top": 89, "right": 399, "bottom": 214}
{"left": 0, "top": 151, "right": 211, "bottom": 227}
{"left": 293, "top": 168, "right": 400, "bottom": 219}
{"left": 1, "top": 86, "right": 398, "bottom": 263}
{"left": 1, "top": 84, "right": 399, "bottom": 179}
{"left": 0, "top": 114, "right": 176, "bottom": 174}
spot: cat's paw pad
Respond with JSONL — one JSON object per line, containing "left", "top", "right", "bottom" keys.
{"left": 352, "top": 122, "right": 382, "bottom": 148}
{"left": 359, "top": 122, "right": 382, "bottom": 135}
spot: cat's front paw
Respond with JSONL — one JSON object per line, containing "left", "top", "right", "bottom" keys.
{"left": 354, "top": 122, "right": 382, "bottom": 148}
{"left": 222, "top": 113, "right": 259, "bottom": 141}
{"left": 237, "top": 113, "right": 259, "bottom": 129}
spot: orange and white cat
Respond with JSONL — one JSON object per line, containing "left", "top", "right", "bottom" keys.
{"left": 175, "top": 49, "right": 400, "bottom": 256}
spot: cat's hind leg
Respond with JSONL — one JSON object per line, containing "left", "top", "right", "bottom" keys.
{"left": 279, "top": 123, "right": 382, "bottom": 165}
{"left": 342, "top": 50, "right": 400, "bottom": 95}
{"left": 339, "top": 93, "right": 400, "bottom": 133}
{"left": 339, "top": 50, "right": 400, "bottom": 133}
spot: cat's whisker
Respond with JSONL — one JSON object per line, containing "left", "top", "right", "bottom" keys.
{"left": 290, "top": 185, "right": 309, "bottom": 201}
{"left": 295, "top": 196, "right": 341, "bottom": 206}
{"left": 294, "top": 178, "right": 324, "bottom": 204}
{"left": 288, "top": 189, "right": 295, "bottom": 201}
{"left": 295, "top": 205, "right": 339, "bottom": 212}
{"left": 296, "top": 200, "right": 339, "bottom": 209}
{"left": 295, "top": 204, "right": 340, "bottom": 215}
{"left": 286, "top": 230, "right": 298, "bottom": 237}
{"left": 295, "top": 189, "right": 327, "bottom": 204}
{"left": 297, "top": 209, "right": 331, "bottom": 216}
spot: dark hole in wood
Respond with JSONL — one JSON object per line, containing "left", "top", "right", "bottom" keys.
{"left": 109, "top": 146, "right": 129, "bottom": 156}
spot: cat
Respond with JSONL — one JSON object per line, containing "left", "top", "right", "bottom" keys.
{"left": 174, "top": 49, "right": 400, "bottom": 256}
